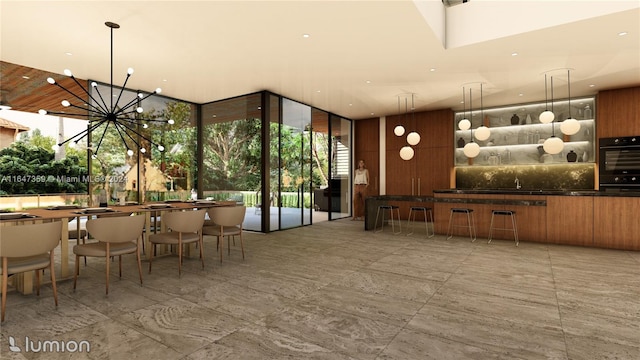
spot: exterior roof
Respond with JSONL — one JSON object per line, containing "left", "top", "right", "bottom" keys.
{"left": 0, "top": 117, "right": 29, "bottom": 132}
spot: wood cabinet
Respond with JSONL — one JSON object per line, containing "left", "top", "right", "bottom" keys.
{"left": 546, "top": 196, "right": 594, "bottom": 246}
{"left": 597, "top": 86, "right": 640, "bottom": 138}
{"left": 593, "top": 196, "right": 640, "bottom": 250}
{"left": 354, "top": 117, "right": 380, "bottom": 195}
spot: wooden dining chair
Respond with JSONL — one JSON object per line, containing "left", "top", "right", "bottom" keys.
{"left": 203, "top": 206, "right": 246, "bottom": 263}
{"left": 148, "top": 209, "right": 206, "bottom": 275}
{"left": 73, "top": 214, "right": 145, "bottom": 295}
{"left": 1, "top": 221, "right": 62, "bottom": 322}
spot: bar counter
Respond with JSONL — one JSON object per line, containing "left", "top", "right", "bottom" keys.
{"left": 365, "top": 189, "right": 640, "bottom": 251}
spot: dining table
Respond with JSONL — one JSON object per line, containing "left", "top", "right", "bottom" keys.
{"left": 0, "top": 200, "right": 231, "bottom": 294}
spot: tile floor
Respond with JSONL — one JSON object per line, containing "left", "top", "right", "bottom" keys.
{"left": 1, "top": 219, "right": 639, "bottom": 359}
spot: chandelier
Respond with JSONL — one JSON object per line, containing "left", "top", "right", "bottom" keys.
{"left": 39, "top": 21, "right": 173, "bottom": 157}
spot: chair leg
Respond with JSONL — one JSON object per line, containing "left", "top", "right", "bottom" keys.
{"left": 2, "top": 259, "right": 8, "bottom": 322}
{"left": 35, "top": 267, "right": 41, "bottom": 296}
{"left": 73, "top": 254, "right": 80, "bottom": 290}
{"left": 105, "top": 247, "right": 110, "bottom": 295}
{"left": 240, "top": 233, "right": 245, "bottom": 260}
{"left": 119, "top": 255, "right": 123, "bottom": 278}
{"left": 199, "top": 234, "right": 205, "bottom": 269}
{"left": 178, "top": 236, "right": 183, "bottom": 276}
{"left": 148, "top": 244, "right": 154, "bottom": 273}
{"left": 219, "top": 235, "right": 223, "bottom": 263}
{"left": 49, "top": 252, "right": 58, "bottom": 307}
{"left": 136, "top": 243, "right": 143, "bottom": 285}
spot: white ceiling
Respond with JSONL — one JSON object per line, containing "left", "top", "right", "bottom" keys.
{"left": 1, "top": 0, "right": 639, "bottom": 119}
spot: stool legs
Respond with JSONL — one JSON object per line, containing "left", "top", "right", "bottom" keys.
{"left": 407, "top": 208, "right": 434, "bottom": 238}
{"left": 446, "top": 209, "right": 476, "bottom": 242}
{"left": 374, "top": 206, "right": 401, "bottom": 234}
{"left": 488, "top": 211, "right": 519, "bottom": 246}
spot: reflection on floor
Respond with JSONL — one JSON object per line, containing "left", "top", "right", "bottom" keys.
{"left": 243, "top": 206, "right": 348, "bottom": 231}
{"left": 1, "top": 220, "right": 639, "bottom": 359}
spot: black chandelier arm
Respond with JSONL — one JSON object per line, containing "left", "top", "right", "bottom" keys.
{"left": 113, "top": 73, "right": 133, "bottom": 112}
{"left": 57, "top": 119, "right": 109, "bottom": 146}
{"left": 93, "top": 121, "right": 112, "bottom": 155}
{"left": 115, "top": 119, "right": 162, "bottom": 147}
{"left": 68, "top": 75, "right": 109, "bottom": 114}
{"left": 64, "top": 102, "right": 107, "bottom": 118}
{"left": 90, "top": 84, "right": 113, "bottom": 115}
{"left": 113, "top": 96, "right": 141, "bottom": 116}
{"left": 112, "top": 121, "right": 135, "bottom": 150}
{"left": 113, "top": 121, "right": 142, "bottom": 149}
{"left": 51, "top": 81, "right": 105, "bottom": 115}
{"left": 43, "top": 110, "right": 100, "bottom": 118}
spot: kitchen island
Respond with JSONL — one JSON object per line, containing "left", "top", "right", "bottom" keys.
{"left": 365, "top": 189, "right": 640, "bottom": 251}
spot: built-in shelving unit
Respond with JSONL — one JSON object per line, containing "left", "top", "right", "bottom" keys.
{"left": 454, "top": 96, "right": 596, "bottom": 166}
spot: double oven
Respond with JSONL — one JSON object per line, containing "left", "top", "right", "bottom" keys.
{"left": 599, "top": 136, "right": 640, "bottom": 191}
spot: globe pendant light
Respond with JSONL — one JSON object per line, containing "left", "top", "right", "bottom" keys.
{"left": 462, "top": 87, "right": 480, "bottom": 158}
{"left": 474, "top": 83, "right": 491, "bottom": 141}
{"left": 399, "top": 146, "right": 414, "bottom": 160}
{"left": 542, "top": 76, "right": 564, "bottom": 154}
{"left": 560, "top": 69, "right": 580, "bottom": 136}
{"left": 539, "top": 73, "right": 555, "bottom": 124}
{"left": 406, "top": 94, "right": 421, "bottom": 146}
{"left": 394, "top": 96, "right": 405, "bottom": 136}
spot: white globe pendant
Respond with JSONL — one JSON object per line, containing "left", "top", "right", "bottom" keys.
{"left": 543, "top": 136, "right": 564, "bottom": 154}
{"left": 399, "top": 146, "right": 414, "bottom": 160}
{"left": 458, "top": 119, "right": 471, "bottom": 130}
{"left": 407, "top": 131, "right": 421, "bottom": 146}
{"left": 474, "top": 126, "right": 491, "bottom": 141}
{"left": 539, "top": 110, "right": 555, "bottom": 124}
{"left": 560, "top": 118, "right": 580, "bottom": 136}
{"left": 463, "top": 142, "right": 480, "bottom": 158}
{"left": 394, "top": 125, "right": 405, "bottom": 136}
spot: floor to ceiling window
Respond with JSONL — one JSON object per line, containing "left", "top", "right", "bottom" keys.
{"left": 200, "top": 91, "right": 351, "bottom": 233}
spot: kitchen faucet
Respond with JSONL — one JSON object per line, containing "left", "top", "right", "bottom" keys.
{"left": 515, "top": 176, "right": 522, "bottom": 190}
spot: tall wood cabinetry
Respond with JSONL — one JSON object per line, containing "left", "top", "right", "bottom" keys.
{"left": 354, "top": 118, "right": 380, "bottom": 195}
{"left": 385, "top": 109, "right": 454, "bottom": 196}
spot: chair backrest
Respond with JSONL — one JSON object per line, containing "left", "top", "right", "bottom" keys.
{"left": 0, "top": 221, "right": 62, "bottom": 258}
{"left": 86, "top": 215, "right": 145, "bottom": 243}
{"left": 207, "top": 206, "right": 246, "bottom": 227}
{"left": 164, "top": 209, "right": 206, "bottom": 233}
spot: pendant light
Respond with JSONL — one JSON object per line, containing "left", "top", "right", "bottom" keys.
{"left": 458, "top": 87, "right": 471, "bottom": 131}
{"left": 560, "top": 69, "right": 581, "bottom": 136}
{"left": 463, "top": 87, "right": 480, "bottom": 158}
{"left": 474, "top": 83, "right": 491, "bottom": 141}
{"left": 543, "top": 76, "right": 564, "bottom": 154}
{"left": 394, "top": 96, "right": 405, "bottom": 136}
{"left": 406, "top": 94, "right": 421, "bottom": 146}
{"left": 539, "top": 73, "right": 555, "bottom": 124}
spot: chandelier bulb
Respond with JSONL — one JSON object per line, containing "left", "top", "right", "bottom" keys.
{"left": 137, "top": 93, "right": 143, "bottom": 99}
{"left": 155, "top": 88, "right": 162, "bottom": 94}
{"left": 51, "top": 144, "right": 60, "bottom": 151}
{"left": 61, "top": 100, "right": 70, "bottom": 107}
{"left": 64, "top": 69, "right": 72, "bottom": 76}
{"left": 38, "top": 109, "right": 47, "bottom": 115}
{"left": 91, "top": 154, "right": 97, "bottom": 160}
{"left": 158, "top": 145, "right": 165, "bottom": 152}
{"left": 47, "top": 77, "right": 56, "bottom": 84}
{"left": 143, "top": 123, "right": 149, "bottom": 129}
{"left": 168, "top": 119, "right": 175, "bottom": 125}
{"left": 127, "top": 149, "right": 134, "bottom": 156}
{"left": 136, "top": 107, "right": 143, "bottom": 113}
{"left": 127, "top": 68, "right": 134, "bottom": 75}
{"left": 140, "top": 148, "right": 147, "bottom": 154}
{"left": 91, "top": 82, "right": 98, "bottom": 88}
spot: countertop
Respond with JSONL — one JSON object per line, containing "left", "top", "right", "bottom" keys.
{"left": 434, "top": 189, "right": 640, "bottom": 197}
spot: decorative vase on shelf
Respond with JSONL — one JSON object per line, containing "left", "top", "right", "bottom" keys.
{"left": 582, "top": 151, "right": 588, "bottom": 162}
{"left": 457, "top": 137, "right": 466, "bottom": 148}
{"left": 525, "top": 114, "right": 532, "bottom": 124}
{"left": 584, "top": 105, "right": 592, "bottom": 119}
{"left": 566, "top": 150, "right": 578, "bottom": 162}
{"left": 510, "top": 114, "right": 520, "bottom": 125}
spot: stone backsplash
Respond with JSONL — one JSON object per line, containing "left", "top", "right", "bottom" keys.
{"left": 455, "top": 164, "right": 595, "bottom": 190}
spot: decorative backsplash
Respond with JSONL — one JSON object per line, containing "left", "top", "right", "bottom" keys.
{"left": 456, "top": 164, "right": 595, "bottom": 190}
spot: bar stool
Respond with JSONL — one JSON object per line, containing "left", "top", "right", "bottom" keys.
{"left": 488, "top": 210, "right": 519, "bottom": 246}
{"left": 374, "top": 205, "right": 401, "bottom": 234}
{"left": 407, "top": 206, "right": 434, "bottom": 238}
{"left": 446, "top": 208, "right": 476, "bottom": 242}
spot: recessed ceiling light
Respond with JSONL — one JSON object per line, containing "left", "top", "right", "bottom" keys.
{"left": 511, "top": 52, "right": 518, "bottom": 56}
{"left": 65, "top": 52, "right": 73, "bottom": 56}
{"left": 302, "top": 34, "right": 310, "bottom": 38}
{"left": 518, "top": 93, "right": 524, "bottom": 97}
{"left": 589, "top": 84, "right": 596, "bottom": 88}
{"left": 212, "top": 114, "right": 217, "bottom": 118}
{"left": 162, "top": 79, "right": 168, "bottom": 82}
{"left": 618, "top": 31, "right": 628, "bottom": 36}
{"left": 316, "top": 90, "right": 321, "bottom": 93}
{"left": 365, "top": 80, "right": 371, "bottom": 84}
{"left": 370, "top": 112, "right": 374, "bottom": 116}
{"left": 349, "top": 103, "right": 352, "bottom": 106}
{"left": 22, "top": 76, "right": 30, "bottom": 80}
{"left": 429, "top": 68, "right": 436, "bottom": 72}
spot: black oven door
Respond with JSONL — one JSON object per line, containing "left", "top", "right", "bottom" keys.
{"left": 599, "top": 136, "right": 640, "bottom": 191}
